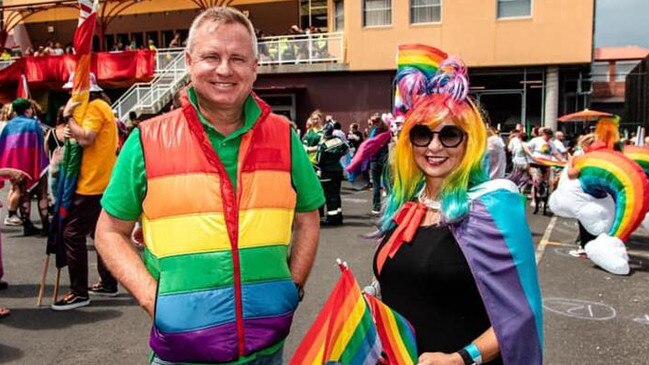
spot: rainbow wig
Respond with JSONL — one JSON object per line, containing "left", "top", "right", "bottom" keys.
{"left": 380, "top": 45, "right": 488, "bottom": 232}
{"left": 594, "top": 116, "right": 620, "bottom": 150}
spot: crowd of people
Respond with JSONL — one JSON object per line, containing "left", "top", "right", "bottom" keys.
{"left": 0, "top": 6, "right": 645, "bottom": 365}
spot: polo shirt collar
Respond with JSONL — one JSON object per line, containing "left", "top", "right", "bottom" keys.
{"left": 186, "top": 87, "right": 261, "bottom": 141}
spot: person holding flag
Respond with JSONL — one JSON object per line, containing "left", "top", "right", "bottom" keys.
{"left": 373, "top": 44, "right": 543, "bottom": 365}
{"left": 50, "top": 0, "right": 119, "bottom": 311}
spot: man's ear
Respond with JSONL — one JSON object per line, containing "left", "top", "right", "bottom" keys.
{"left": 185, "top": 50, "right": 193, "bottom": 68}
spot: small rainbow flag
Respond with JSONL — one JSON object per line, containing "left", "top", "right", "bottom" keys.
{"left": 364, "top": 293, "right": 418, "bottom": 365}
{"left": 574, "top": 150, "right": 649, "bottom": 241}
{"left": 532, "top": 157, "right": 566, "bottom": 168}
{"left": 397, "top": 44, "right": 447, "bottom": 78}
{"left": 289, "top": 263, "right": 381, "bottom": 365}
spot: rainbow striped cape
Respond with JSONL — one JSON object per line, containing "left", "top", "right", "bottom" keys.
{"left": 0, "top": 116, "right": 48, "bottom": 191}
{"left": 454, "top": 180, "right": 543, "bottom": 364}
{"left": 345, "top": 131, "right": 391, "bottom": 176}
{"left": 290, "top": 264, "right": 382, "bottom": 365}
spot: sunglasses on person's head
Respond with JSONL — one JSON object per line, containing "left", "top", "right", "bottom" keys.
{"left": 409, "top": 124, "right": 466, "bottom": 148}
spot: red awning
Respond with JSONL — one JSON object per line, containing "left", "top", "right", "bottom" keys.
{"left": 0, "top": 50, "right": 156, "bottom": 103}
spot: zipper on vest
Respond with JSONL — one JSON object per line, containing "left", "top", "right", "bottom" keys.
{"left": 230, "top": 206, "right": 245, "bottom": 357}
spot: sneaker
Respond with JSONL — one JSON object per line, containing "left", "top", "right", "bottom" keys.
{"left": 23, "top": 221, "right": 42, "bottom": 237}
{"left": 3, "top": 215, "right": 22, "bottom": 226}
{"left": 370, "top": 210, "right": 381, "bottom": 216}
{"left": 569, "top": 248, "right": 588, "bottom": 258}
{"left": 51, "top": 292, "right": 90, "bottom": 311}
{"left": 88, "top": 283, "right": 118, "bottom": 297}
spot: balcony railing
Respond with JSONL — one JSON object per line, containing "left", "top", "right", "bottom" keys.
{"left": 257, "top": 32, "right": 344, "bottom": 65}
{"left": 0, "top": 59, "right": 15, "bottom": 70}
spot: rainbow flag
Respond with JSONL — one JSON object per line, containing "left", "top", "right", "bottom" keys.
{"left": 532, "top": 157, "right": 566, "bottom": 168}
{"left": 364, "top": 293, "right": 418, "bottom": 365}
{"left": 397, "top": 44, "right": 446, "bottom": 78}
{"left": 289, "top": 263, "right": 382, "bottom": 365}
{"left": 47, "top": 0, "right": 97, "bottom": 269}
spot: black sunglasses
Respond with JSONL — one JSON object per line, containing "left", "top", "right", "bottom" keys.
{"left": 409, "top": 125, "right": 466, "bottom": 148}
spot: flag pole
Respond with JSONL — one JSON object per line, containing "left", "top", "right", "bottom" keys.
{"left": 36, "top": 255, "right": 50, "bottom": 306}
{"left": 52, "top": 268, "right": 61, "bottom": 303}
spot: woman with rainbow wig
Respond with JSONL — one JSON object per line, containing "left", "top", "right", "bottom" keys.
{"left": 372, "top": 45, "right": 543, "bottom": 365}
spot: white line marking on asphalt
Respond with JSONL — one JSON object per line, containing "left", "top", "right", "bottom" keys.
{"left": 536, "top": 216, "right": 557, "bottom": 264}
{"left": 632, "top": 314, "right": 649, "bottom": 325}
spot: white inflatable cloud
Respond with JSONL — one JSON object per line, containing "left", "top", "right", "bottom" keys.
{"left": 584, "top": 234, "right": 630, "bottom": 275}
{"left": 549, "top": 169, "right": 615, "bottom": 236}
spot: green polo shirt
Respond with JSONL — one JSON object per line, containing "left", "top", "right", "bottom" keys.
{"left": 101, "top": 88, "right": 324, "bottom": 221}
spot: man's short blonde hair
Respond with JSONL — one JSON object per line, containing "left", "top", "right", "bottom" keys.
{"left": 186, "top": 7, "right": 258, "bottom": 57}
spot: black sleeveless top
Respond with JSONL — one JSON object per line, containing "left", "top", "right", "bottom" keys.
{"left": 374, "top": 225, "right": 503, "bottom": 364}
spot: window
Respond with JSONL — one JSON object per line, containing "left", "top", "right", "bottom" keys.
{"left": 497, "top": 0, "right": 531, "bottom": 18}
{"left": 300, "top": 0, "right": 328, "bottom": 30}
{"left": 615, "top": 61, "right": 640, "bottom": 81}
{"left": 410, "top": 0, "right": 441, "bottom": 24}
{"left": 334, "top": 0, "right": 344, "bottom": 31}
{"left": 591, "top": 62, "right": 609, "bottom": 82}
{"left": 363, "top": 0, "right": 391, "bottom": 27}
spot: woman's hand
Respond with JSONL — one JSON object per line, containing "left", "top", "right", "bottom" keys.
{"left": 417, "top": 352, "right": 464, "bottom": 365}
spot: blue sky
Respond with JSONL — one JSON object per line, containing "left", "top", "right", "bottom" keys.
{"left": 595, "top": 0, "right": 649, "bottom": 47}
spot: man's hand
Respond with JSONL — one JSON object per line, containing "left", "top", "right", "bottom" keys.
{"left": 95, "top": 211, "right": 156, "bottom": 317}
{"left": 63, "top": 125, "right": 73, "bottom": 139}
{"left": 63, "top": 99, "right": 81, "bottom": 118}
{"left": 417, "top": 352, "right": 464, "bottom": 365}
{"left": 0, "top": 169, "right": 27, "bottom": 181}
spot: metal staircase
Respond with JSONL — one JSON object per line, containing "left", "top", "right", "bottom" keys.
{"left": 111, "top": 48, "right": 189, "bottom": 122}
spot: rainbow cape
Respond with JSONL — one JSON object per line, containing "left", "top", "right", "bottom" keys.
{"left": 364, "top": 293, "right": 418, "bottom": 365}
{"left": 623, "top": 145, "right": 649, "bottom": 177}
{"left": 573, "top": 150, "right": 649, "bottom": 241}
{"left": 46, "top": 0, "right": 96, "bottom": 269}
{"left": 289, "top": 263, "right": 381, "bottom": 365}
{"left": 345, "top": 131, "right": 391, "bottom": 176}
{"left": 0, "top": 115, "right": 48, "bottom": 191}
{"left": 376, "top": 180, "right": 543, "bottom": 364}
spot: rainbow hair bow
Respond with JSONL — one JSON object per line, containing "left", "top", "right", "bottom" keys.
{"left": 394, "top": 44, "right": 469, "bottom": 117}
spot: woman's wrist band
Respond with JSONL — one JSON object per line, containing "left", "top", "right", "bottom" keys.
{"left": 458, "top": 343, "right": 482, "bottom": 365}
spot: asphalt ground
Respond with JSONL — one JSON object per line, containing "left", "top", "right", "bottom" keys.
{"left": 0, "top": 183, "right": 648, "bottom": 364}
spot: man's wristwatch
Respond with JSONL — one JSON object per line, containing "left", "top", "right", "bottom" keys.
{"left": 294, "top": 282, "right": 305, "bottom": 302}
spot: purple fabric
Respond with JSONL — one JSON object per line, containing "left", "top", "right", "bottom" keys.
{"left": 345, "top": 131, "right": 391, "bottom": 174}
{"left": 150, "top": 322, "right": 239, "bottom": 363}
{"left": 0, "top": 201, "right": 3, "bottom": 281}
{"left": 3, "top": 132, "right": 43, "bottom": 149}
{"left": 450, "top": 200, "right": 542, "bottom": 365}
{"left": 243, "top": 312, "right": 294, "bottom": 355}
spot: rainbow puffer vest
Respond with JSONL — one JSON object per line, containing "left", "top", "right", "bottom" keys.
{"left": 139, "top": 94, "right": 299, "bottom": 363}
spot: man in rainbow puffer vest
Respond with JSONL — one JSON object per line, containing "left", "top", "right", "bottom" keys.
{"left": 94, "top": 7, "right": 324, "bottom": 365}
